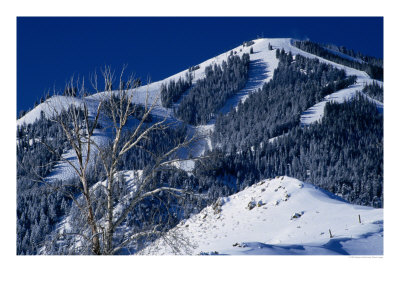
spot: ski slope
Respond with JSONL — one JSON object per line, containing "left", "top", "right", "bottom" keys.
{"left": 262, "top": 38, "right": 383, "bottom": 126}
{"left": 17, "top": 38, "right": 383, "bottom": 179}
{"left": 141, "top": 176, "right": 383, "bottom": 255}
{"left": 17, "top": 39, "right": 280, "bottom": 178}
{"left": 17, "top": 96, "right": 111, "bottom": 182}
{"left": 218, "top": 39, "right": 279, "bottom": 114}
{"left": 300, "top": 83, "right": 384, "bottom": 126}
{"left": 17, "top": 38, "right": 382, "bottom": 130}
{"left": 177, "top": 39, "right": 280, "bottom": 169}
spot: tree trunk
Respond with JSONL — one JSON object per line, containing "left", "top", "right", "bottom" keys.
{"left": 82, "top": 177, "right": 101, "bottom": 255}
{"left": 105, "top": 173, "right": 114, "bottom": 255}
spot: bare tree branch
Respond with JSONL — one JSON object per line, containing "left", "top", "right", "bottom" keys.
{"left": 35, "top": 67, "right": 204, "bottom": 255}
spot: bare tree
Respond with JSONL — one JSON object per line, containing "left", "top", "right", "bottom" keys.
{"left": 43, "top": 67, "right": 203, "bottom": 255}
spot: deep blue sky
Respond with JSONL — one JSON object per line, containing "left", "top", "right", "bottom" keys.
{"left": 17, "top": 17, "right": 383, "bottom": 113}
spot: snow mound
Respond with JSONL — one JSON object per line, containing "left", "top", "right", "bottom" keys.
{"left": 141, "top": 176, "right": 383, "bottom": 255}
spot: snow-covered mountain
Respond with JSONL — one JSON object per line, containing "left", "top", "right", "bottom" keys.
{"left": 17, "top": 38, "right": 384, "bottom": 255}
{"left": 16, "top": 38, "right": 280, "bottom": 178}
{"left": 17, "top": 37, "right": 383, "bottom": 144}
{"left": 17, "top": 38, "right": 382, "bottom": 128}
{"left": 19, "top": 38, "right": 382, "bottom": 178}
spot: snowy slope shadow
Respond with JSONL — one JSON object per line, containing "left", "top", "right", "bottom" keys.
{"left": 235, "top": 227, "right": 384, "bottom": 255}
{"left": 219, "top": 59, "right": 271, "bottom": 114}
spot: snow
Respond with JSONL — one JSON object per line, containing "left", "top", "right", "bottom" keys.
{"left": 40, "top": 170, "right": 143, "bottom": 254}
{"left": 45, "top": 148, "right": 79, "bottom": 182}
{"left": 268, "top": 132, "right": 288, "bottom": 144}
{"left": 17, "top": 37, "right": 382, "bottom": 132}
{"left": 21, "top": 38, "right": 381, "bottom": 176}
{"left": 17, "top": 39, "right": 281, "bottom": 175}
{"left": 16, "top": 96, "right": 110, "bottom": 182}
{"left": 165, "top": 38, "right": 280, "bottom": 171}
{"left": 262, "top": 38, "right": 384, "bottom": 126}
{"left": 141, "top": 176, "right": 383, "bottom": 255}
{"left": 44, "top": 124, "right": 111, "bottom": 183}
{"left": 175, "top": 39, "right": 280, "bottom": 169}
{"left": 17, "top": 38, "right": 384, "bottom": 180}
{"left": 218, "top": 39, "right": 279, "bottom": 114}
{"left": 300, "top": 82, "right": 383, "bottom": 126}
{"left": 19, "top": 38, "right": 384, "bottom": 256}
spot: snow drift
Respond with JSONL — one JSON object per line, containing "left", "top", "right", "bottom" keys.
{"left": 142, "top": 176, "right": 383, "bottom": 255}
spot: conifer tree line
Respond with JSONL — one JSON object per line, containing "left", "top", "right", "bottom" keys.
{"left": 196, "top": 93, "right": 383, "bottom": 208}
{"left": 362, "top": 81, "right": 383, "bottom": 102}
{"left": 17, "top": 108, "right": 88, "bottom": 182}
{"left": 17, "top": 108, "right": 87, "bottom": 254}
{"left": 17, "top": 182, "right": 73, "bottom": 254}
{"left": 293, "top": 40, "right": 383, "bottom": 80}
{"left": 213, "top": 49, "right": 357, "bottom": 151}
{"left": 176, "top": 53, "right": 250, "bottom": 125}
{"left": 160, "top": 73, "right": 192, "bottom": 108}
{"left": 108, "top": 124, "right": 188, "bottom": 173}
{"left": 16, "top": 107, "right": 195, "bottom": 254}
{"left": 323, "top": 43, "right": 383, "bottom": 68}
{"left": 194, "top": 50, "right": 382, "bottom": 208}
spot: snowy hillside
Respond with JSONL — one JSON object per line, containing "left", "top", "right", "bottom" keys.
{"left": 16, "top": 38, "right": 280, "bottom": 178}
{"left": 264, "top": 38, "right": 383, "bottom": 126}
{"left": 17, "top": 37, "right": 384, "bottom": 256}
{"left": 17, "top": 38, "right": 383, "bottom": 149}
{"left": 39, "top": 170, "right": 143, "bottom": 254}
{"left": 17, "top": 38, "right": 383, "bottom": 129}
{"left": 142, "top": 176, "right": 383, "bottom": 255}
{"left": 17, "top": 39, "right": 277, "bottom": 127}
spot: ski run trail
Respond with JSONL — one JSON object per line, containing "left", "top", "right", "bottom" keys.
{"left": 17, "top": 38, "right": 383, "bottom": 179}
{"left": 17, "top": 38, "right": 383, "bottom": 255}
